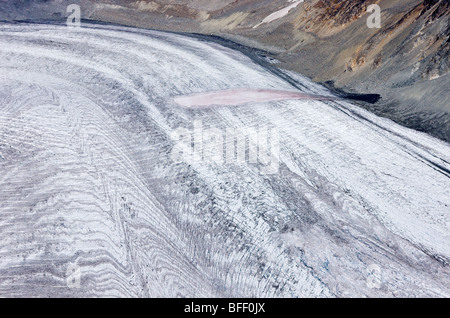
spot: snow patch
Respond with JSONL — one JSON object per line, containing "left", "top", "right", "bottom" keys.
{"left": 254, "top": 0, "right": 304, "bottom": 29}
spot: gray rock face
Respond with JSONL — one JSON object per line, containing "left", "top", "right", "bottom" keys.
{"left": 0, "top": 23, "right": 449, "bottom": 297}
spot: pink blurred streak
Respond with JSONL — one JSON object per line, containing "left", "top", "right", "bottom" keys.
{"left": 173, "top": 88, "right": 334, "bottom": 108}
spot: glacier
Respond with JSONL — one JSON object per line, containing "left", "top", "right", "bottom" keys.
{"left": 0, "top": 22, "right": 449, "bottom": 297}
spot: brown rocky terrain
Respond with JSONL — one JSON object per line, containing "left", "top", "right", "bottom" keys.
{"left": 1, "top": 0, "right": 449, "bottom": 140}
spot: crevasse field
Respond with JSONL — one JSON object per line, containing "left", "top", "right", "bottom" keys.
{"left": 0, "top": 23, "right": 449, "bottom": 297}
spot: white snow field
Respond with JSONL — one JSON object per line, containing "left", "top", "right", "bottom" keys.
{"left": 254, "top": 0, "right": 304, "bottom": 28}
{"left": 0, "top": 22, "right": 449, "bottom": 297}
